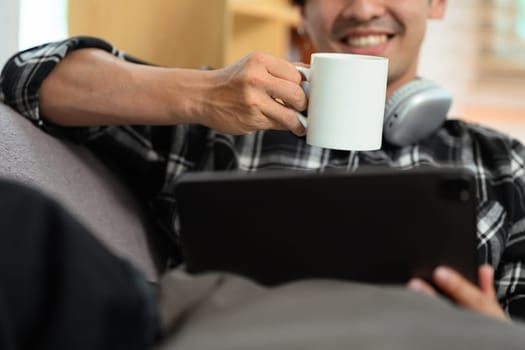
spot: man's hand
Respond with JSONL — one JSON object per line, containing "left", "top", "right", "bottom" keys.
{"left": 198, "top": 52, "right": 308, "bottom": 136}
{"left": 408, "top": 265, "right": 510, "bottom": 322}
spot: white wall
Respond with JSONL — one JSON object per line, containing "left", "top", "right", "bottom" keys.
{"left": 419, "top": 0, "right": 480, "bottom": 116}
{"left": 419, "top": 0, "right": 525, "bottom": 142}
{"left": 0, "top": 0, "right": 68, "bottom": 69}
{"left": 19, "top": 0, "right": 67, "bottom": 50}
{"left": 0, "top": 0, "right": 20, "bottom": 67}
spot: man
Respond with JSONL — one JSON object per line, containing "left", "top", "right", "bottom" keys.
{"left": 1, "top": 0, "right": 525, "bottom": 347}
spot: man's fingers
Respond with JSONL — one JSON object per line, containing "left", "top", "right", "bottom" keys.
{"left": 407, "top": 278, "right": 438, "bottom": 297}
{"left": 479, "top": 264, "right": 496, "bottom": 298}
{"left": 266, "top": 76, "right": 308, "bottom": 113}
{"left": 264, "top": 55, "right": 303, "bottom": 85}
{"left": 433, "top": 266, "right": 508, "bottom": 322}
{"left": 433, "top": 267, "right": 483, "bottom": 308}
{"left": 261, "top": 96, "right": 306, "bottom": 136}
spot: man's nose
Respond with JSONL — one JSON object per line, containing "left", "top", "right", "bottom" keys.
{"left": 340, "top": 0, "right": 386, "bottom": 22}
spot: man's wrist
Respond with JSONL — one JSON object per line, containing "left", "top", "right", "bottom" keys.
{"left": 160, "top": 68, "right": 214, "bottom": 127}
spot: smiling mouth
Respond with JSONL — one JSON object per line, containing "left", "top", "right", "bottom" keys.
{"left": 343, "top": 34, "right": 394, "bottom": 48}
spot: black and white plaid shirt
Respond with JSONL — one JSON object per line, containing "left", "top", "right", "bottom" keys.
{"left": 2, "top": 37, "right": 525, "bottom": 319}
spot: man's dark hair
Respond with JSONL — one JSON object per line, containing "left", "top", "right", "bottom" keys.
{"left": 291, "top": 0, "right": 305, "bottom": 6}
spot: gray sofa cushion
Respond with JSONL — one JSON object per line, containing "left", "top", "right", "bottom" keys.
{"left": 0, "top": 102, "right": 158, "bottom": 281}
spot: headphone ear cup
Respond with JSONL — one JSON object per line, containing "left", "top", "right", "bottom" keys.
{"left": 384, "top": 80, "right": 432, "bottom": 122}
{"left": 383, "top": 79, "right": 452, "bottom": 146}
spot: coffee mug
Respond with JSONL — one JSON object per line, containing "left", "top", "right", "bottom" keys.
{"left": 296, "top": 53, "right": 389, "bottom": 151}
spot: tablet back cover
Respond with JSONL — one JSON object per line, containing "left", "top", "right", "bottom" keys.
{"left": 175, "top": 168, "right": 478, "bottom": 286}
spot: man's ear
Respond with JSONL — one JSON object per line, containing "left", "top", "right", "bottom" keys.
{"left": 428, "top": 0, "right": 447, "bottom": 19}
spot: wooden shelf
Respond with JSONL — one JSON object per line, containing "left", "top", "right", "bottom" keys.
{"left": 230, "top": 1, "right": 299, "bottom": 26}
{"left": 68, "top": 0, "right": 299, "bottom": 69}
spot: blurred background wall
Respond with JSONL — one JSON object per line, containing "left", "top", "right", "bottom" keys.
{"left": 420, "top": 0, "right": 525, "bottom": 140}
{"left": 0, "top": 0, "right": 20, "bottom": 67}
{"left": 0, "top": 0, "right": 66, "bottom": 66}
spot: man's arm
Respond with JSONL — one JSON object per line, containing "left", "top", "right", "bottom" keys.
{"left": 39, "top": 48, "right": 210, "bottom": 127}
{"left": 17, "top": 41, "right": 307, "bottom": 136}
{"left": 2, "top": 37, "right": 306, "bottom": 135}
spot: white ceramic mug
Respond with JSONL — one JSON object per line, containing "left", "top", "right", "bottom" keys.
{"left": 296, "top": 53, "right": 389, "bottom": 151}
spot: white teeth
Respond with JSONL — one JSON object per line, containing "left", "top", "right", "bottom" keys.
{"left": 347, "top": 35, "right": 388, "bottom": 47}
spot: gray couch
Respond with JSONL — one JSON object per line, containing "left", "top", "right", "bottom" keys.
{"left": 0, "top": 102, "right": 158, "bottom": 281}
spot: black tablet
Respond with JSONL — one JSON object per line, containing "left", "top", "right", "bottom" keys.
{"left": 174, "top": 167, "right": 478, "bottom": 286}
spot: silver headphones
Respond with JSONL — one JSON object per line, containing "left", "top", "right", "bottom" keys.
{"left": 383, "top": 79, "right": 452, "bottom": 146}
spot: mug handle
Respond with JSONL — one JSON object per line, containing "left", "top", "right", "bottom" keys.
{"left": 296, "top": 66, "right": 311, "bottom": 128}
